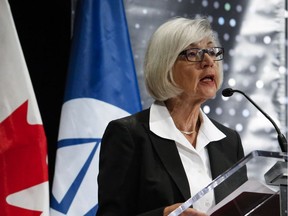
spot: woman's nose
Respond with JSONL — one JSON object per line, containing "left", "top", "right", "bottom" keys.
{"left": 201, "top": 53, "right": 214, "bottom": 67}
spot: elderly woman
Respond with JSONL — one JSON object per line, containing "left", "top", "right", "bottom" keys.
{"left": 96, "top": 17, "right": 247, "bottom": 216}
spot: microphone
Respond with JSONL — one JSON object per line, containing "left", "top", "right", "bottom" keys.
{"left": 222, "top": 88, "right": 287, "bottom": 153}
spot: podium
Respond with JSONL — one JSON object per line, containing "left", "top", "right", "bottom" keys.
{"left": 169, "top": 150, "right": 288, "bottom": 216}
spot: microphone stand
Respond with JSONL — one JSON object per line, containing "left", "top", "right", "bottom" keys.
{"left": 223, "top": 88, "right": 288, "bottom": 216}
{"left": 225, "top": 89, "right": 287, "bottom": 153}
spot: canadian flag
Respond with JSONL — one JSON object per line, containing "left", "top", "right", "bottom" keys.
{"left": 0, "top": 0, "right": 49, "bottom": 215}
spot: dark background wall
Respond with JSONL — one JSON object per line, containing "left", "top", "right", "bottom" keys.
{"left": 8, "top": 0, "right": 71, "bottom": 189}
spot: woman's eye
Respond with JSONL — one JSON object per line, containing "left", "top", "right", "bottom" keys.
{"left": 209, "top": 51, "right": 216, "bottom": 56}
{"left": 187, "top": 51, "right": 197, "bottom": 57}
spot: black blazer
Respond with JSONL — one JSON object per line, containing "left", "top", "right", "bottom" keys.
{"left": 97, "top": 108, "right": 247, "bottom": 216}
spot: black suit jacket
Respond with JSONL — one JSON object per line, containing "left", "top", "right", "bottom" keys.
{"left": 97, "top": 108, "right": 247, "bottom": 216}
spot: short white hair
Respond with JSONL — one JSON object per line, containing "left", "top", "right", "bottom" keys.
{"left": 144, "top": 17, "right": 223, "bottom": 101}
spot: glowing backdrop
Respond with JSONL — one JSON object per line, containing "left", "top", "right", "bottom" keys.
{"left": 124, "top": 0, "right": 288, "bottom": 155}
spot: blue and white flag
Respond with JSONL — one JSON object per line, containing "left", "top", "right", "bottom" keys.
{"left": 50, "top": 0, "right": 142, "bottom": 215}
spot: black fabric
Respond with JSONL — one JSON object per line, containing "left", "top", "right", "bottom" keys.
{"left": 97, "top": 108, "right": 247, "bottom": 216}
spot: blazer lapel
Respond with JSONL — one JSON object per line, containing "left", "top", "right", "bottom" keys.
{"left": 149, "top": 130, "right": 191, "bottom": 200}
{"left": 138, "top": 108, "right": 190, "bottom": 200}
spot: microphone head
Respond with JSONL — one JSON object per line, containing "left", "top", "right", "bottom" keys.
{"left": 222, "top": 88, "right": 234, "bottom": 97}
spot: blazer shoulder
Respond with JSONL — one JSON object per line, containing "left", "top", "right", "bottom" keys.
{"left": 110, "top": 108, "right": 150, "bottom": 126}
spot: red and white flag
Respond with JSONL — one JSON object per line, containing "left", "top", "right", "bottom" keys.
{"left": 0, "top": 0, "right": 49, "bottom": 215}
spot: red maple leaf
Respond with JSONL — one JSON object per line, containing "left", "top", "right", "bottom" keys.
{"left": 0, "top": 100, "right": 48, "bottom": 215}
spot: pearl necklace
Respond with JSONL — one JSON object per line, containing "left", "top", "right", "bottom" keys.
{"left": 178, "top": 117, "right": 201, "bottom": 135}
{"left": 180, "top": 130, "right": 196, "bottom": 135}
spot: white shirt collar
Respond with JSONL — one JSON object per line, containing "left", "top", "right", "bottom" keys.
{"left": 149, "top": 101, "right": 226, "bottom": 150}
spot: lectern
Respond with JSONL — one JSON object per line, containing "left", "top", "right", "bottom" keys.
{"left": 169, "top": 150, "right": 288, "bottom": 216}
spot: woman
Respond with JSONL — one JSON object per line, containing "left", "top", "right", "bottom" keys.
{"left": 96, "top": 17, "right": 247, "bottom": 216}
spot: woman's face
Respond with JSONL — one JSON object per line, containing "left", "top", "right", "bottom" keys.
{"left": 172, "top": 38, "right": 222, "bottom": 102}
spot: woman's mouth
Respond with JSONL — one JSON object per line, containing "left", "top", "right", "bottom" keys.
{"left": 200, "top": 74, "right": 215, "bottom": 83}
